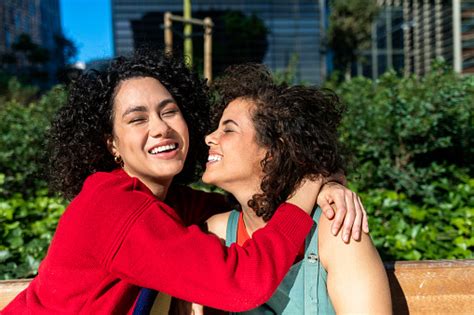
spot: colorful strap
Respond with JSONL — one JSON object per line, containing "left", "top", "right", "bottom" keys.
{"left": 132, "top": 287, "right": 158, "bottom": 315}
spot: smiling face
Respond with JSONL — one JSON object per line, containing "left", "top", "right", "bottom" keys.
{"left": 107, "top": 77, "right": 189, "bottom": 195}
{"left": 202, "top": 97, "right": 267, "bottom": 199}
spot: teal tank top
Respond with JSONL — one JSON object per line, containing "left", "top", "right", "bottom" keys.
{"left": 226, "top": 208, "right": 335, "bottom": 315}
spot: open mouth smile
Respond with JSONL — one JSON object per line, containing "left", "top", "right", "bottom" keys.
{"left": 207, "top": 154, "right": 222, "bottom": 164}
{"left": 148, "top": 143, "right": 179, "bottom": 155}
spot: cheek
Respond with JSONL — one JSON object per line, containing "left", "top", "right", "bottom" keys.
{"left": 178, "top": 120, "right": 190, "bottom": 152}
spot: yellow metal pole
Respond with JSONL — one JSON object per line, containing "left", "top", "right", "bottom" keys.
{"left": 203, "top": 17, "right": 213, "bottom": 84}
{"left": 164, "top": 12, "right": 173, "bottom": 54}
{"left": 183, "top": 0, "right": 193, "bottom": 66}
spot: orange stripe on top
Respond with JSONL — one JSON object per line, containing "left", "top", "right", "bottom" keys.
{"left": 237, "top": 211, "right": 305, "bottom": 260}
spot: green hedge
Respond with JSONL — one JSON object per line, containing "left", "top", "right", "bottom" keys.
{"left": 334, "top": 63, "right": 473, "bottom": 261}
{"left": 0, "top": 79, "right": 66, "bottom": 197}
{"left": 362, "top": 172, "right": 473, "bottom": 261}
{"left": 334, "top": 63, "right": 473, "bottom": 199}
{"left": 0, "top": 174, "right": 67, "bottom": 279}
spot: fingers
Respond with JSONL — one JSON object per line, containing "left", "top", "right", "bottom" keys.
{"left": 318, "top": 197, "right": 335, "bottom": 219}
{"left": 330, "top": 189, "right": 347, "bottom": 236}
{"left": 358, "top": 195, "right": 370, "bottom": 233}
{"left": 351, "top": 193, "right": 363, "bottom": 241}
{"left": 191, "top": 303, "right": 204, "bottom": 315}
{"left": 340, "top": 192, "right": 356, "bottom": 243}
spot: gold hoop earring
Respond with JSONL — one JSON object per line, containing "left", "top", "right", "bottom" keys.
{"left": 114, "top": 155, "right": 124, "bottom": 168}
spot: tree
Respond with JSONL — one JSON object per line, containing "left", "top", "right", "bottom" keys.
{"left": 327, "top": 0, "right": 379, "bottom": 80}
{"left": 54, "top": 34, "right": 78, "bottom": 66}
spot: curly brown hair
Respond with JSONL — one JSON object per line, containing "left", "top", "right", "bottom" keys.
{"left": 212, "top": 63, "right": 345, "bottom": 221}
{"left": 48, "top": 49, "right": 211, "bottom": 199}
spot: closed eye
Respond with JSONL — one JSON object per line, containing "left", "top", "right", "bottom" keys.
{"left": 161, "top": 109, "right": 179, "bottom": 118}
{"left": 129, "top": 117, "right": 146, "bottom": 124}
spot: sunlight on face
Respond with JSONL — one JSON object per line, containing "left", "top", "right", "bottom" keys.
{"left": 202, "top": 98, "right": 267, "bottom": 196}
{"left": 108, "top": 77, "right": 189, "bottom": 194}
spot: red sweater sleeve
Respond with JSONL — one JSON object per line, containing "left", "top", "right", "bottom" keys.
{"left": 107, "top": 200, "right": 312, "bottom": 312}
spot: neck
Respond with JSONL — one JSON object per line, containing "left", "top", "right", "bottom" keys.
{"left": 122, "top": 168, "right": 171, "bottom": 200}
{"left": 233, "top": 191, "right": 267, "bottom": 237}
{"left": 224, "top": 179, "right": 267, "bottom": 237}
{"left": 241, "top": 204, "right": 267, "bottom": 237}
{"left": 148, "top": 182, "right": 170, "bottom": 200}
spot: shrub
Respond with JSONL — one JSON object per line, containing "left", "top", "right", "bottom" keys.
{"left": 335, "top": 63, "right": 473, "bottom": 201}
{"left": 361, "top": 171, "right": 473, "bottom": 261}
{"left": 0, "top": 174, "right": 67, "bottom": 279}
{"left": 0, "top": 84, "right": 66, "bottom": 197}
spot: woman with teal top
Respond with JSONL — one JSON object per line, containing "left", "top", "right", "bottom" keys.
{"left": 192, "top": 63, "right": 392, "bottom": 314}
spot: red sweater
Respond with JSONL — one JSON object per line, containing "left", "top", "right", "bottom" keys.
{"left": 1, "top": 169, "right": 313, "bottom": 314}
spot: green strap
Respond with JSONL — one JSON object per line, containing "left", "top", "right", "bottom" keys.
{"left": 225, "top": 210, "right": 240, "bottom": 247}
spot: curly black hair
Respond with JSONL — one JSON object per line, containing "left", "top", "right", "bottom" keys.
{"left": 48, "top": 49, "right": 211, "bottom": 199}
{"left": 212, "top": 63, "right": 345, "bottom": 221}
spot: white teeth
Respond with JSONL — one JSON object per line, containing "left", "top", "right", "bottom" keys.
{"left": 208, "top": 154, "right": 222, "bottom": 162}
{"left": 150, "top": 143, "right": 177, "bottom": 154}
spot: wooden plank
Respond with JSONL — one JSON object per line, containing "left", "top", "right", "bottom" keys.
{"left": 385, "top": 259, "right": 474, "bottom": 314}
{"left": 0, "top": 279, "right": 29, "bottom": 309}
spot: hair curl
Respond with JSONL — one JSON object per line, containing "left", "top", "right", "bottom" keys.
{"left": 212, "top": 63, "right": 345, "bottom": 221}
{"left": 48, "top": 49, "right": 210, "bottom": 199}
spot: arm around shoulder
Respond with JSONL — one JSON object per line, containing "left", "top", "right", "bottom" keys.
{"left": 318, "top": 214, "right": 392, "bottom": 314}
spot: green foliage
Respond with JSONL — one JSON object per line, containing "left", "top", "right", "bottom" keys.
{"left": 0, "top": 174, "right": 67, "bottom": 279}
{"left": 336, "top": 65, "right": 474, "bottom": 199}
{"left": 0, "top": 83, "right": 67, "bottom": 196}
{"left": 334, "top": 63, "right": 474, "bottom": 260}
{"left": 0, "top": 76, "right": 39, "bottom": 105}
{"left": 360, "top": 173, "right": 473, "bottom": 261}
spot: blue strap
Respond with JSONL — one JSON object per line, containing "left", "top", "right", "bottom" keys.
{"left": 226, "top": 210, "right": 240, "bottom": 246}
{"left": 132, "top": 287, "right": 159, "bottom": 315}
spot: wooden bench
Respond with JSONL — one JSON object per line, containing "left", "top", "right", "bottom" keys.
{"left": 1, "top": 259, "right": 473, "bottom": 313}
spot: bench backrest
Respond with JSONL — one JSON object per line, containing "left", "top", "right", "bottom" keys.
{"left": 386, "top": 259, "right": 474, "bottom": 314}
{"left": 1, "top": 259, "right": 473, "bottom": 313}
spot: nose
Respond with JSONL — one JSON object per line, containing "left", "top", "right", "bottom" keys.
{"left": 205, "top": 129, "right": 218, "bottom": 147}
{"left": 149, "top": 115, "right": 170, "bottom": 138}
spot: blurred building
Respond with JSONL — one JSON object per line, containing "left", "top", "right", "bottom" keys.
{"left": 0, "top": 0, "right": 63, "bottom": 86}
{"left": 111, "top": 0, "right": 327, "bottom": 84}
{"left": 341, "top": 0, "right": 474, "bottom": 79}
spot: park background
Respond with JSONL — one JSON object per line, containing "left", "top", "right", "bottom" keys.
{"left": 0, "top": 0, "right": 473, "bottom": 280}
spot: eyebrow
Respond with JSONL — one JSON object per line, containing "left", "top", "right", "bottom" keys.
{"left": 121, "top": 98, "right": 176, "bottom": 118}
{"left": 222, "top": 119, "right": 239, "bottom": 127}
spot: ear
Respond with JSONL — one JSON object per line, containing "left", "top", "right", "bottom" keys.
{"left": 105, "top": 134, "right": 118, "bottom": 157}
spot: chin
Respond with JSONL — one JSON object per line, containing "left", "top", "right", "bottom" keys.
{"left": 201, "top": 171, "right": 217, "bottom": 185}
{"left": 156, "top": 164, "right": 184, "bottom": 178}
{"left": 201, "top": 173, "right": 211, "bottom": 184}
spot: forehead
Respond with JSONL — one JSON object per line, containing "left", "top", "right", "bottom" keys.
{"left": 113, "top": 77, "right": 172, "bottom": 109}
{"left": 222, "top": 97, "right": 255, "bottom": 119}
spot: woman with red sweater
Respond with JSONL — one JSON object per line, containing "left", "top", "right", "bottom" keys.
{"left": 1, "top": 51, "right": 366, "bottom": 314}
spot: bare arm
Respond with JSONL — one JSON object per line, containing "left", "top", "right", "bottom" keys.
{"left": 318, "top": 214, "right": 392, "bottom": 314}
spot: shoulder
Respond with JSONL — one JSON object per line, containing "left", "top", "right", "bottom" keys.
{"left": 317, "top": 213, "right": 378, "bottom": 270}
{"left": 206, "top": 211, "right": 232, "bottom": 241}
{"left": 317, "top": 211, "right": 392, "bottom": 314}
{"left": 76, "top": 171, "right": 157, "bottom": 214}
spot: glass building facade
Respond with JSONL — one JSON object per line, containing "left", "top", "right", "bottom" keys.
{"left": 344, "top": 0, "right": 474, "bottom": 78}
{"left": 111, "top": 0, "right": 326, "bottom": 84}
{"left": 0, "top": 0, "right": 63, "bottom": 84}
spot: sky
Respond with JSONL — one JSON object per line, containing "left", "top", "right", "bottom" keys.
{"left": 60, "top": 0, "right": 113, "bottom": 64}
